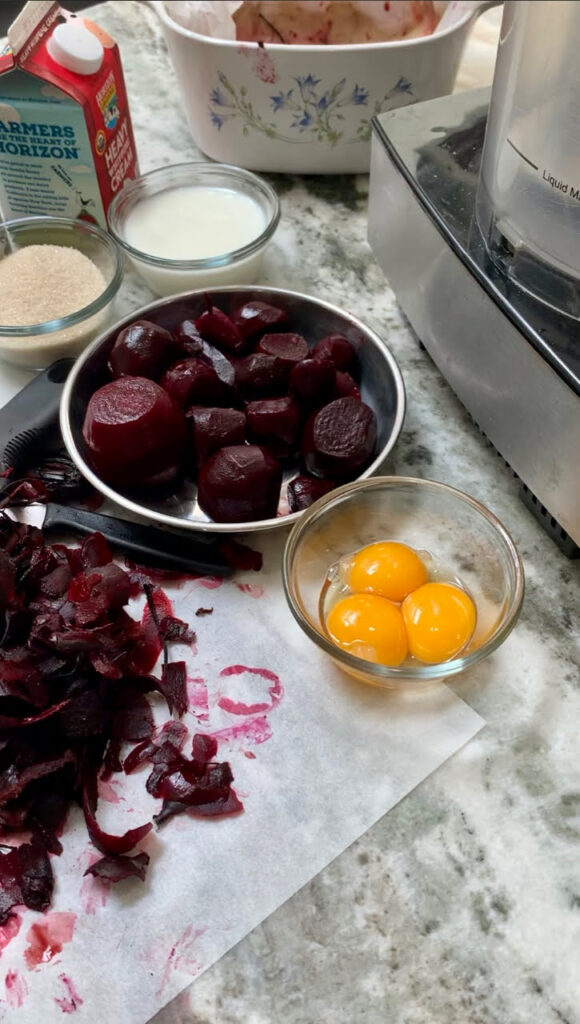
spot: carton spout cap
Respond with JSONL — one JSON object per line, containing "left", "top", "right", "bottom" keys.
{"left": 47, "top": 21, "right": 104, "bottom": 76}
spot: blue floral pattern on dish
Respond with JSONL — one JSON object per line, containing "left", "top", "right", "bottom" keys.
{"left": 208, "top": 73, "right": 413, "bottom": 146}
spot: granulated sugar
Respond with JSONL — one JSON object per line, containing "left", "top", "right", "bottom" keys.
{"left": 0, "top": 244, "right": 106, "bottom": 326}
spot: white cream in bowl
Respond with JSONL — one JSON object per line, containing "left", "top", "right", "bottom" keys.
{"left": 108, "top": 163, "right": 281, "bottom": 297}
{"left": 123, "top": 186, "right": 266, "bottom": 262}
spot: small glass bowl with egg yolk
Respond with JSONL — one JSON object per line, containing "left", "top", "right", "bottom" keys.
{"left": 282, "top": 477, "right": 524, "bottom": 688}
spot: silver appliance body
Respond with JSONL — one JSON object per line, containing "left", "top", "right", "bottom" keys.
{"left": 368, "top": 88, "right": 580, "bottom": 556}
{"left": 476, "top": 1, "right": 580, "bottom": 318}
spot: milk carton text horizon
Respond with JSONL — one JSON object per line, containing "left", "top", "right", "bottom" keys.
{"left": 0, "top": 1, "right": 139, "bottom": 227}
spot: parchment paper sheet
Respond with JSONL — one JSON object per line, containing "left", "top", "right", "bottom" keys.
{"left": 0, "top": 533, "right": 483, "bottom": 1022}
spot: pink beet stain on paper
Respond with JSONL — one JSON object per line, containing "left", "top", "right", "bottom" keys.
{"left": 156, "top": 923, "right": 206, "bottom": 998}
{"left": 187, "top": 676, "right": 209, "bottom": 721}
{"left": 54, "top": 974, "right": 83, "bottom": 1013}
{"left": 24, "top": 912, "right": 76, "bottom": 969}
{"left": 5, "top": 969, "right": 28, "bottom": 1008}
{"left": 192, "top": 575, "right": 223, "bottom": 590}
{"left": 235, "top": 583, "right": 265, "bottom": 599}
{"left": 0, "top": 914, "right": 22, "bottom": 956}
{"left": 210, "top": 714, "right": 273, "bottom": 747}
{"left": 217, "top": 665, "right": 283, "bottom": 716}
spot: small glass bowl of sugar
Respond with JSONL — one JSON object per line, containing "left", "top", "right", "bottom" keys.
{"left": 107, "top": 162, "right": 280, "bottom": 297}
{"left": 0, "top": 217, "right": 123, "bottom": 370}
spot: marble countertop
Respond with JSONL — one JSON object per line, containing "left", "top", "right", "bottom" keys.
{"left": 6, "top": 3, "right": 580, "bottom": 1021}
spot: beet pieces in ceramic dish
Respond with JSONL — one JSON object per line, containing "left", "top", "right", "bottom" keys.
{"left": 81, "top": 298, "right": 377, "bottom": 522}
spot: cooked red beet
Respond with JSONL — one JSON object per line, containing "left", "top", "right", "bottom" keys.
{"left": 188, "top": 407, "right": 246, "bottom": 462}
{"left": 311, "top": 334, "right": 359, "bottom": 378}
{"left": 198, "top": 445, "right": 282, "bottom": 523}
{"left": 289, "top": 357, "right": 336, "bottom": 405}
{"left": 302, "top": 397, "right": 376, "bottom": 479}
{"left": 195, "top": 306, "right": 245, "bottom": 354}
{"left": 334, "top": 371, "right": 361, "bottom": 400}
{"left": 246, "top": 397, "right": 302, "bottom": 458}
{"left": 161, "top": 359, "right": 233, "bottom": 409}
{"left": 82, "top": 377, "right": 186, "bottom": 487}
{"left": 232, "top": 300, "right": 288, "bottom": 340}
{"left": 256, "top": 332, "right": 309, "bottom": 368}
{"left": 175, "top": 321, "right": 237, "bottom": 389}
{"left": 287, "top": 475, "right": 336, "bottom": 512}
{"left": 108, "top": 321, "right": 180, "bottom": 380}
{"left": 234, "top": 352, "right": 287, "bottom": 399}
{"left": 174, "top": 318, "right": 204, "bottom": 357}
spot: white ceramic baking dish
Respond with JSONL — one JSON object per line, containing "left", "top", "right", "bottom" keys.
{"left": 152, "top": 0, "right": 498, "bottom": 173}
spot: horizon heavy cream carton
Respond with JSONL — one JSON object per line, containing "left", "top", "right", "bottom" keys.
{"left": 0, "top": 1, "right": 139, "bottom": 227}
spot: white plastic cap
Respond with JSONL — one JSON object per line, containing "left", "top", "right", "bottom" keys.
{"left": 47, "top": 22, "right": 104, "bottom": 76}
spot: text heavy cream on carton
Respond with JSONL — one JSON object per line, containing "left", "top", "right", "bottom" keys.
{"left": 0, "top": 1, "right": 138, "bottom": 227}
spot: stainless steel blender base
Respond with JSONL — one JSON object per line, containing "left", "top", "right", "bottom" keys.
{"left": 368, "top": 89, "right": 579, "bottom": 556}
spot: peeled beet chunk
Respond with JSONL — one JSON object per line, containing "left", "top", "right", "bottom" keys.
{"left": 188, "top": 407, "right": 246, "bottom": 462}
{"left": 108, "top": 321, "right": 179, "bottom": 380}
{"left": 198, "top": 445, "right": 282, "bottom": 523}
{"left": 256, "top": 332, "right": 309, "bottom": 369}
{"left": 234, "top": 353, "right": 287, "bottom": 399}
{"left": 82, "top": 377, "right": 186, "bottom": 487}
{"left": 161, "top": 359, "right": 233, "bottom": 409}
{"left": 232, "top": 300, "right": 288, "bottom": 340}
{"left": 246, "top": 397, "right": 302, "bottom": 458}
{"left": 334, "top": 371, "right": 361, "bottom": 400}
{"left": 287, "top": 475, "right": 336, "bottom": 512}
{"left": 175, "top": 321, "right": 236, "bottom": 389}
{"left": 195, "top": 306, "right": 245, "bottom": 355}
{"left": 311, "top": 334, "right": 359, "bottom": 379}
{"left": 174, "top": 318, "right": 204, "bottom": 357}
{"left": 302, "top": 397, "right": 376, "bottom": 479}
{"left": 289, "top": 357, "right": 336, "bottom": 405}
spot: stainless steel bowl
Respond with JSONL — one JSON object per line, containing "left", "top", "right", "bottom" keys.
{"left": 60, "top": 286, "right": 405, "bottom": 534}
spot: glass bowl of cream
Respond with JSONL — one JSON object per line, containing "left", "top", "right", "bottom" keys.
{"left": 108, "top": 162, "right": 280, "bottom": 296}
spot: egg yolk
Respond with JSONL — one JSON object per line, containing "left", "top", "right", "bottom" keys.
{"left": 326, "top": 593, "right": 408, "bottom": 666}
{"left": 348, "top": 541, "right": 428, "bottom": 602}
{"left": 402, "top": 582, "right": 476, "bottom": 664}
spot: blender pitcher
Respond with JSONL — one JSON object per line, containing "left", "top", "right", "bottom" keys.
{"left": 476, "top": 0, "right": 580, "bottom": 318}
